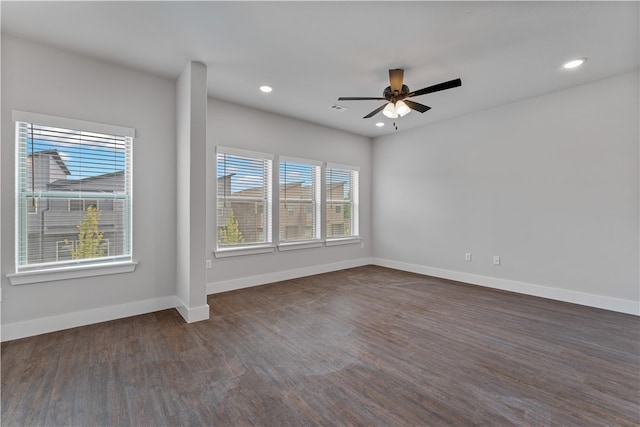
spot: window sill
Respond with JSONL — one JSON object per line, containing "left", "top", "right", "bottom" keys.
{"left": 277, "top": 240, "right": 323, "bottom": 252}
{"left": 214, "top": 245, "right": 276, "bottom": 258}
{"left": 325, "top": 237, "right": 362, "bottom": 247}
{"left": 7, "top": 260, "right": 139, "bottom": 285}
{"left": 213, "top": 238, "right": 360, "bottom": 258}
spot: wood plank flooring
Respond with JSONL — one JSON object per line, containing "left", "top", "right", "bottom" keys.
{"left": 2, "top": 265, "right": 639, "bottom": 426}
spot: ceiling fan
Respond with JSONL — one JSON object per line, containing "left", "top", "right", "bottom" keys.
{"left": 337, "top": 69, "right": 462, "bottom": 120}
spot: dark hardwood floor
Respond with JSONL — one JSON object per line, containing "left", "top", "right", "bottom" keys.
{"left": 2, "top": 266, "right": 639, "bottom": 426}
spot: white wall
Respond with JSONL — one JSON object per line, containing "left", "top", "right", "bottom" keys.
{"left": 206, "top": 99, "right": 372, "bottom": 291}
{"left": 373, "top": 71, "right": 639, "bottom": 314}
{"left": 1, "top": 36, "right": 178, "bottom": 337}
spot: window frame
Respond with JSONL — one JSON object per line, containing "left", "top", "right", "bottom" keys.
{"left": 9, "top": 111, "right": 137, "bottom": 285}
{"left": 214, "top": 146, "right": 275, "bottom": 257}
{"left": 277, "top": 155, "right": 322, "bottom": 249}
{"left": 325, "top": 162, "right": 360, "bottom": 245}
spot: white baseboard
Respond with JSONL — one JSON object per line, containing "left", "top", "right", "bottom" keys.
{"left": 175, "top": 298, "right": 210, "bottom": 323}
{"left": 207, "top": 257, "right": 373, "bottom": 295}
{"left": 1, "top": 295, "right": 177, "bottom": 342}
{"left": 373, "top": 258, "right": 640, "bottom": 316}
{"left": 6, "top": 257, "right": 632, "bottom": 341}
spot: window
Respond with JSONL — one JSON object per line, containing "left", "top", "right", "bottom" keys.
{"left": 279, "top": 157, "right": 321, "bottom": 243}
{"left": 216, "top": 146, "right": 273, "bottom": 249}
{"left": 14, "top": 111, "right": 134, "bottom": 273}
{"left": 326, "top": 163, "right": 359, "bottom": 239}
{"left": 68, "top": 199, "right": 99, "bottom": 211}
{"left": 100, "top": 199, "right": 114, "bottom": 211}
{"left": 214, "top": 148, "right": 360, "bottom": 255}
{"left": 69, "top": 199, "right": 84, "bottom": 211}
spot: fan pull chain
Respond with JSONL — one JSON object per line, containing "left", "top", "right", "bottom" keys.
{"left": 393, "top": 122, "right": 398, "bottom": 130}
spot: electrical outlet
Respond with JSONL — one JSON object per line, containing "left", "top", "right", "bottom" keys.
{"left": 493, "top": 256, "right": 500, "bottom": 265}
{"left": 465, "top": 252, "right": 472, "bottom": 262}
{"left": 206, "top": 259, "right": 212, "bottom": 269}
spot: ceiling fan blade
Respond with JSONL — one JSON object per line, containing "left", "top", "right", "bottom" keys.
{"left": 408, "top": 78, "right": 462, "bottom": 98}
{"left": 389, "top": 69, "right": 404, "bottom": 92}
{"left": 338, "top": 97, "right": 386, "bottom": 101}
{"left": 363, "top": 104, "right": 387, "bottom": 119}
{"left": 403, "top": 100, "right": 431, "bottom": 113}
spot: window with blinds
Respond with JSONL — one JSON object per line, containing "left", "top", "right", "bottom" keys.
{"left": 279, "top": 157, "right": 321, "bottom": 243}
{"left": 14, "top": 111, "right": 133, "bottom": 272}
{"left": 326, "top": 163, "right": 359, "bottom": 239}
{"left": 216, "top": 147, "right": 273, "bottom": 248}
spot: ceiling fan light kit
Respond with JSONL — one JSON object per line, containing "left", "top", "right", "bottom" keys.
{"left": 395, "top": 100, "right": 411, "bottom": 117}
{"left": 383, "top": 102, "right": 398, "bottom": 119}
{"left": 382, "top": 100, "right": 411, "bottom": 119}
{"left": 338, "top": 69, "right": 462, "bottom": 124}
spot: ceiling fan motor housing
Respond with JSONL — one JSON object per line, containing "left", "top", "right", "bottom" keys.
{"left": 384, "top": 85, "right": 410, "bottom": 102}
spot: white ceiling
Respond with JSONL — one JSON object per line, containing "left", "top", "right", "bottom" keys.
{"left": 2, "top": 1, "right": 638, "bottom": 138}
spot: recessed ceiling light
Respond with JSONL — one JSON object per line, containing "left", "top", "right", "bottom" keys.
{"left": 563, "top": 58, "right": 586, "bottom": 69}
{"left": 259, "top": 85, "right": 273, "bottom": 93}
{"left": 375, "top": 122, "right": 385, "bottom": 127}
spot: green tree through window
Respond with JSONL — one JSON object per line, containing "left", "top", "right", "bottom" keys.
{"left": 67, "top": 205, "right": 106, "bottom": 259}
{"left": 218, "top": 209, "right": 244, "bottom": 245}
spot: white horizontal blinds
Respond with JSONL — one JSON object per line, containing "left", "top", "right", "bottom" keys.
{"left": 279, "top": 158, "right": 321, "bottom": 242}
{"left": 16, "top": 118, "right": 133, "bottom": 271}
{"left": 216, "top": 148, "right": 273, "bottom": 247}
{"left": 326, "top": 164, "right": 359, "bottom": 238}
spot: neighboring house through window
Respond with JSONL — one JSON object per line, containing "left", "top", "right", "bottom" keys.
{"left": 13, "top": 111, "right": 133, "bottom": 273}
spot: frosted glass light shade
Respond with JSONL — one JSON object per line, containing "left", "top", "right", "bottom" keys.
{"left": 395, "top": 100, "right": 411, "bottom": 117}
{"left": 383, "top": 102, "right": 398, "bottom": 118}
